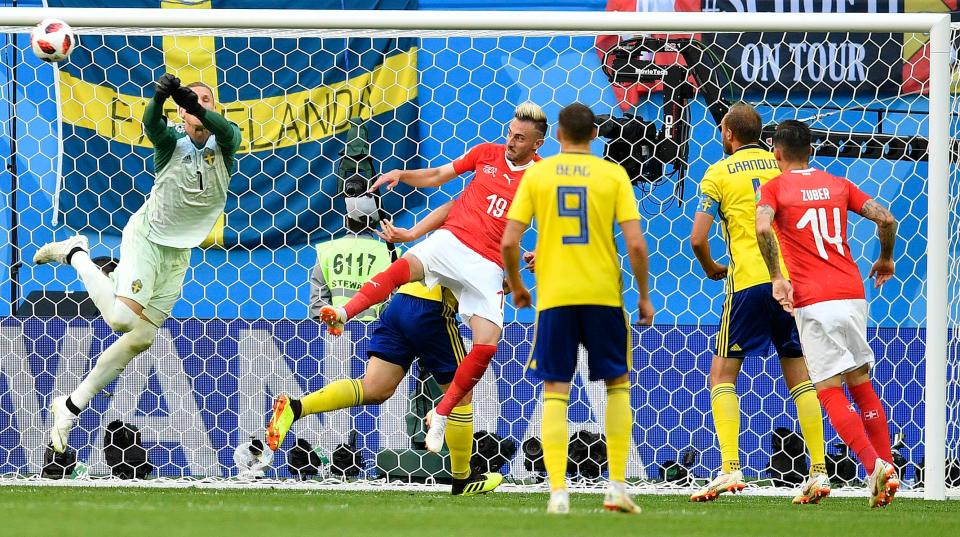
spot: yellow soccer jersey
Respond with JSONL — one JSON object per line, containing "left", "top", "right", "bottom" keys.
{"left": 507, "top": 152, "right": 640, "bottom": 311}
{"left": 398, "top": 282, "right": 442, "bottom": 302}
{"left": 398, "top": 281, "right": 458, "bottom": 310}
{"left": 698, "top": 145, "right": 788, "bottom": 292}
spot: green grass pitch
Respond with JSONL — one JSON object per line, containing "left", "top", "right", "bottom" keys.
{"left": 4, "top": 486, "right": 959, "bottom": 536}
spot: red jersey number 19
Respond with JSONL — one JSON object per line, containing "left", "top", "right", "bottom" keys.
{"left": 486, "top": 194, "right": 508, "bottom": 218}
{"left": 796, "top": 207, "right": 844, "bottom": 260}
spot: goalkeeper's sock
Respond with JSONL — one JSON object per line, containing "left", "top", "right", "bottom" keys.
{"left": 710, "top": 383, "right": 741, "bottom": 474}
{"left": 71, "top": 251, "right": 120, "bottom": 322}
{"left": 70, "top": 319, "right": 158, "bottom": 409}
{"left": 543, "top": 391, "right": 570, "bottom": 492}
{"left": 435, "top": 344, "right": 497, "bottom": 416}
{"left": 343, "top": 258, "right": 410, "bottom": 320}
{"left": 605, "top": 382, "right": 631, "bottom": 483}
{"left": 789, "top": 380, "right": 827, "bottom": 475}
{"left": 446, "top": 403, "right": 474, "bottom": 480}
{"left": 849, "top": 380, "right": 893, "bottom": 463}
{"left": 818, "top": 386, "right": 879, "bottom": 474}
{"left": 300, "top": 379, "right": 364, "bottom": 416}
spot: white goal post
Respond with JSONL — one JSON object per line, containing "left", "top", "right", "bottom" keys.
{"left": 0, "top": 8, "right": 951, "bottom": 500}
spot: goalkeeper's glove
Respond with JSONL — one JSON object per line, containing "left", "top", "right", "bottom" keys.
{"left": 172, "top": 85, "right": 206, "bottom": 119}
{"left": 154, "top": 73, "right": 180, "bottom": 104}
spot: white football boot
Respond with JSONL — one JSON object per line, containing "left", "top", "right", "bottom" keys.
{"left": 792, "top": 473, "right": 831, "bottom": 505}
{"left": 547, "top": 490, "right": 570, "bottom": 514}
{"left": 49, "top": 395, "right": 78, "bottom": 454}
{"left": 424, "top": 409, "right": 448, "bottom": 453}
{"left": 34, "top": 234, "right": 89, "bottom": 265}
{"left": 868, "top": 458, "right": 900, "bottom": 508}
{"left": 603, "top": 482, "right": 642, "bottom": 513}
{"left": 690, "top": 469, "right": 746, "bottom": 502}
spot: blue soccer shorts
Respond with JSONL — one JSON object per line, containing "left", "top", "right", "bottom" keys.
{"left": 368, "top": 292, "right": 465, "bottom": 385}
{"left": 716, "top": 282, "right": 803, "bottom": 359}
{"left": 527, "top": 305, "right": 630, "bottom": 382}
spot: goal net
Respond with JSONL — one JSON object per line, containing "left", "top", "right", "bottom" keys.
{"left": 0, "top": 9, "right": 955, "bottom": 497}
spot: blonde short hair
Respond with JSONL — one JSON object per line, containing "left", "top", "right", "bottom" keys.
{"left": 514, "top": 101, "right": 547, "bottom": 138}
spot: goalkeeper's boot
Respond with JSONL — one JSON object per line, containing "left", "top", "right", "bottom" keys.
{"left": 318, "top": 305, "right": 346, "bottom": 336}
{"left": 792, "top": 472, "right": 831, "bottom": 505}
{"left": 690, "top": 469, "right": 745, "bottom": 502}
{"left": 424, "top": 409, "right": 448, "bottom": 453}
{"left": 546, "top": 490, "right": 570, "bottom": 514}
{"left": 49, "top": 395, "right": 78, "bottom": 454}
{"left": 451, "top": 471, "right": 504, "bottom": 496}
{"left": 603, "top": 483, "right": 642, "bottom": 514}
{"left": 34, "top": 234, "right": 89, "bottom": 265}
{"left": 868, "top": 458, "right": 900, "bottom": 508}
{"left": 265, "top": 394, "right": 296, "bottom": 451}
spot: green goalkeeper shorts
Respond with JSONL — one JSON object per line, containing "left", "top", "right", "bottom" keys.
{"left": 112, "top": 212, "right": 192, "bottom": 327}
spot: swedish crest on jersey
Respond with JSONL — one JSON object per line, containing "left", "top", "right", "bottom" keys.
{"left": 202, "top": 147, "right": 216, "bottom": 167}
{"left": 131, "top": 279, "right": 143, "bottom": 294}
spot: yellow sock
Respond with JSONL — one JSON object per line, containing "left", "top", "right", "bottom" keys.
{"left": 789, "top": 380, "right": 827, "bottom": 476}
{"left": 543, "top": 391, "right": 569, "bottom": 492}
{"left": 711, "top": 383, "right": 740, "bottom": 474}
{"left": 446, "top": 403, "right": 474, "bottom": 480}
{"left": 300, "top": 379, "right": 364, "bottom": 417}
{"left": 605, "top": 382, "right": 631, "bottom": 483}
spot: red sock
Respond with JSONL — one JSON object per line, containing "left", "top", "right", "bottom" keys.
{"left": 343, "top": 258, "right": 410, "bottom": 320}
{"left": 436, "top": 344, "right": 498, "bottom": 416}
{"left": 849, "top": 380, "right": 892, "bottom": 463}
{"left": 818, "top": 386, "right": 879, "bottom": 474}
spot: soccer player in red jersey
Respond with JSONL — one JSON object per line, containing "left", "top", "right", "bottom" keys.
{"left": 318, "top": 103, "right": 547, "bottom": 452}
{"left": 756, "top": 120, "right": 900, "bottom": 508}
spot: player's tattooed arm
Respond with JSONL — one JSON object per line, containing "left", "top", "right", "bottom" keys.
{"left": 755, "top": 204, "right": 782, "bottom": 279}
{"left": 756, "top": 204, "right": 794, "bottom": 312}
{"left": 859, "top": 199, "right": 898, "bottom": 287}
{"left": 859, "top": 199, "right": 898, "bottom": 260}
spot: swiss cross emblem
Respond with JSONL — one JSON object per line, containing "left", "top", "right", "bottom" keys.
{"left": 864, "top": 409, "right": 880, "bottom": 420}
{"left": 483, "top": 165, "right": 497, "bottom": 176}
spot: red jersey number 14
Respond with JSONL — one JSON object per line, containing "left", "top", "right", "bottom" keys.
{"left": 796, "top": 207, "right": 845, "bottom": 260}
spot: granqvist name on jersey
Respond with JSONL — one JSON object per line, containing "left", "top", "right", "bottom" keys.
{"left": 726, "top": 158, "right": 778, "bottom": 174}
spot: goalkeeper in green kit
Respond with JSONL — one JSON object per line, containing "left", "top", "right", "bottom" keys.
{"left": 35, "top": 73, "right": 241, "bottom": 453}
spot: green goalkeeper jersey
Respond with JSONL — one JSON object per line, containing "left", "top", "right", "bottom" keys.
{"left": 139, "top": 100, "right": 241, "bottom": 248}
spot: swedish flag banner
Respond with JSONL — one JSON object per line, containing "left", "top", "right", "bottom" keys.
{"left": 52, "top": 0, "right": 420, "bottom": 249}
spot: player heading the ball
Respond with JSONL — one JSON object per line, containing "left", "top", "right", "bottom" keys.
{"left": 756, "top": 120, "right": 900, "bottom": 509}
{"left": 502, "top": 103, "right": 653, "bottom": 515}
{"left": 318, "top": 102, "right": 547, "bottom": 454}
{"left": 36, "top": 74, "right": 241, "bottom": 454}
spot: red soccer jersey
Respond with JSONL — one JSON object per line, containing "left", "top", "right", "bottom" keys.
{"left": 442, "top": 142, "right": 540, "bottom": 266}
{"left": 757, "top": 168, "right": 872, "bottom": 308}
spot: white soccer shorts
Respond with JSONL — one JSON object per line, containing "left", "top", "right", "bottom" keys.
{"left": 406, "top": 229, "right": 505, "bottom": 328}
{"left": 793, "top": 298, "right": 875, "bottom": 384}
{"left": 112, "top": 213, "right": 192, "bottom": 327}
